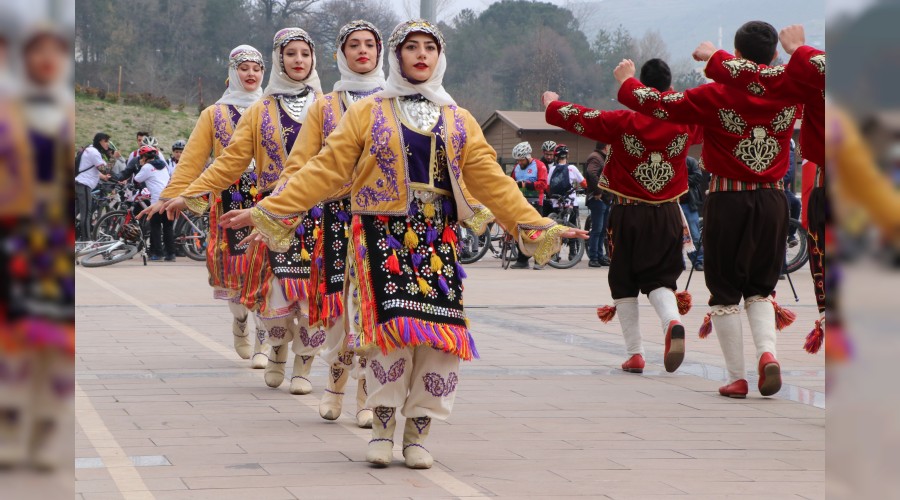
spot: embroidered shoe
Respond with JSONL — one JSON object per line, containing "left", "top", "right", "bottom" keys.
{"left": 621, "top": 354, "right": 645, "bottom": 373}
{"left": 718, "top": 379, "right": 749, "bottom": 398}
{"left": 663, "top": 320, "right": 686, "bottom": 373}
{"left": 757, "top": 352, "right": 782, "bottom": 396}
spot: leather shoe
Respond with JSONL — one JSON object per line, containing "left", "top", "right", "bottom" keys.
{"left": 719, "top": 379, "right": 749, "bottom": 398}
{"left": 599, "top": 257, "right": 611, "bottom": 266}
{"left": 757, "top": 352, "right": 782, "bottom": 396}
{"left": 509, "top": 262, "right": 528, "bottom": 269}
{"left": 663, "top": 320, "right": 685, "bottom": 373}
{"left": 621, "top": 354, "right": 645, "bottom": 373}
{"left": 588, "top": 260, "right": 602, "bottom": 267}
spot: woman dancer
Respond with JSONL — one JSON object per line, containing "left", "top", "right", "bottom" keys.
{"left": 142, "top": 45, "right": 269, "bottom": 366}
{"left": 162, "top": 29, "right": 326, "bottom": 395}
{"left": 222, "top": 20, "right": 586, "bottom": 468}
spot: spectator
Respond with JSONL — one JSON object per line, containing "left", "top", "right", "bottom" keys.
{"left": 168, "top": 139, "right": 186, "bottom": 177}
{"left": 75, "top": 132, "right": 113, "bottom": 239}
{"left": 133, "top": 146, "right": 175, "bottom": 261}
{"left": 584, "top": 142, "right": 611, "bottom": 267}
{"left": 509, "top": 141, "right": 549, "bottom": 269}
{"left": 547, "top": 143, "right": 586, "bottom": 223}
{"left": 128, "top": 131, "right": 150, "bottom": 162}
{"left": 680, "top": 156, "right": 704, "bottom": 270}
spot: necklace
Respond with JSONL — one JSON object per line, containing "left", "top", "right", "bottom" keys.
{"left": 277, "top": 87, "right": 311, "bottom": 122}
{"left": 399, "top": 95, "right": 440, "bottom": 130}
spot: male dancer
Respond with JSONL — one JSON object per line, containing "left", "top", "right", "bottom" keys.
{"left": 543, "top": 58, "right": 700, "bottom": 374}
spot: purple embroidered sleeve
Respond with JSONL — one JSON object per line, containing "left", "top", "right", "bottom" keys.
{"left": 213, "top": 105, "right": 233, "bottom": 149}
{"left": 322, "top": 95, "right": 337, "bottom": 141}
{"left": 259, "top": 99, "right": 283, "bottom": 188}
{"left": 448, "top": 106, "right": 466, "bottom": 178}
{"left": 355, "top": 98, "right": 401, "bottom": 208}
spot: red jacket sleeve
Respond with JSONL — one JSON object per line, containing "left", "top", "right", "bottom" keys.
{"left": 785, "top": 45, "right": 825, "bottom": 91}
{"left": 544, "top": 101, "right": 627, "bottom": 143}
{"left": 617, "top": 78, "right": 712, "bottom": 127}
{"left": 705, "top": 48, "right": 822, "bottom": 100}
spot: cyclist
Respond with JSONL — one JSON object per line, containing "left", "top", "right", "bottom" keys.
{"left": 546, "top": 143, "right": 586, "bottom": 222}
{"left": 509, "top": 141, "right": 549, "bottom": 269}
{"left": 540, "top": 140, "right": 557, "bottom": 169}
{"left": 168, "top": 139, "right": 186, "bottom": 177}
{"left": 134, "top": 146, "right": 175, "bottom": 261}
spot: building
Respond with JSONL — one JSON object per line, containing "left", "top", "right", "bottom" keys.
{"left": 480, "top": 110, "right": 598, "bottom": 173}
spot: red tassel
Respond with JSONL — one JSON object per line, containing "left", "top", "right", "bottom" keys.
{"left": 376, "top": 215, "right": 389, "bottom": 224}
{"left": 386, "top": 252, "right": 401, "bottom": 275}
{"left": 442, "top": 225, "right": 458, "bottom": 244}
{"left": 675, "top": 290, "right": 692, "bottom": 315}
{"left": 773, "top": 300, "right": 796, "bottom": 331}
{"left": 804, "top": 320, "right": 824, "bottom": 354}
{"left": 699, "top": 313, "right": 712, "bottom": 339}
{"left": 596, "top": 305, "right": 617, "bottom": 323}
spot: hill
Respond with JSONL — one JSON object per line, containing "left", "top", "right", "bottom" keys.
{"left": 75, "top": 95, "right": 200, "bottom": 153}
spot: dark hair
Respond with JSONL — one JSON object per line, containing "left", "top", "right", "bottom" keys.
{"left": 136, "top": 131, "right": 150, "bottom": 138}
{"left": 734, "top": 21, "right": 778, "bottom": 65}
{"left": 639, "top": 59, "right": 672, "bottom": 92}
{"left": 595, "top": 142, "right": 608, "bottom": 153}
{"left": 92, "top": 132, "right": 111, "bottom": 152}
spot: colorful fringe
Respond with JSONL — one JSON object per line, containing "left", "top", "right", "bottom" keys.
{"left": 698, "top": 313, "right": 712, "bottom": 339}
{"left": 804, "top": 319, "right": 824, "bottom": 354}
{"left": 280, "top": 278, "right": 310, "bottom": 304}
{"left": 353, "top": 316, "right": 479, "bottom": 361}
{"left": 675, "top": 291, "right": 692, "bottom": 315}
{"left": 597, "top": 305, "right": 617, "bottom": 323}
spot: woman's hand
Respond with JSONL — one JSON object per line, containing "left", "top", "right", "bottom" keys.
{"left": 560, "top": 227, "right": 589, "bottom": 240}
{"left": 137, "top": 200, "right": 166, "bottom": 220}
{"left": 237, "top": 230, "right": 266, "bottom": 249}
{"left": 219, "top": 209, "right": 254, "bottom": 229}
{"left": 162, "top": 196, "right": 187, "bottom": 220}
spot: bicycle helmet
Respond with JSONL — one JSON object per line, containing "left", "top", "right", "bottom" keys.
{"left": 512, "top": 142, "right": 532, "bottom": 160}
{"left": 121, "top": 223, "right": 142, "bottom": 241}
{"left": 541, "top": 140, "right": 557, "bottom": 152}
{"left": 172, "top": 139, "right": 186, "bottom": 151}
{"left": 140, "top": 135, "right": 159, "bottom": 148}
{"left": 554, "top": 143, "right": 569, "bottom": 158}
{"left": 138, "top": 145, "right": 157, "bottom": 158}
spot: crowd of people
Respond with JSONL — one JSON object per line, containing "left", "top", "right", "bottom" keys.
{"left": 85, "top": 17, "right": 836, "bottom": 468}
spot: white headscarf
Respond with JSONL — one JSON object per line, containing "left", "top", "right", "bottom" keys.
{"left": 216, "top": 45, "right": 265, "bottom": 108}
{"left": 377, "top": 20, "right": 455, "bottom": 106}
{"left": 332, "top": 20, "right": 385, "bottom": 93}
{"left": 263, "top": 27, "right": 322, "bottom": 97}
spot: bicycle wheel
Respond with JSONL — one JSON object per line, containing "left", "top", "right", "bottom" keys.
{"left": 93, "top": 210, "right": 128, "bottom": 241}
{"left": 180, "top": 213, "right": 209, "bottom": 262}
{"left": 547, "top": 222, "right": 585, "bottom": 269}
{"left": 457, "top": 225, "right": 490, "bottom": 265}
{"left": 81, "top": 244, "right": 139, "bottom": 267}
{"left": 500, "top": 233, "right": 515, "bottom": 269}
{"left": 785, "top": 219, "right": 809, "bottom": 274}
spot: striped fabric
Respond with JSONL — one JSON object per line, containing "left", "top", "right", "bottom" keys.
{"left": 708, "top": 174, "right": 783, "bottom": 193}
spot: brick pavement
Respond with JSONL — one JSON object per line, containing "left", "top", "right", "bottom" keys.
{"left": 75, "top": 256, "right": 824, "bottom": 499}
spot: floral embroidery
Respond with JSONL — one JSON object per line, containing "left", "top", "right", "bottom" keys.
{"left": 374, "top": 406, "right": 394, "bottom": 429}
{"left": 632, "top": 86, "right": 660, "bottom": 105}
{"left": 622, "top": 134, "right": 645, "bottom": 157}
{"left": 718, "top": 109, "right": 747, "bottom": 135}
{"left": 666, "top": 133, "right": 688, "bottom": 158}
{"left": 356, "top": 98, "right": 400, "bottom": 208}
{"left": 760, "top": 65, "right": 785, "bottom": 77}
{"left": 298, "top": 326, "right": 326, "bottom": 347}
{"left": 770, "top": 106, "right": 797, "bottom": 133}
{"left": 269, "top": 326, "right": 288, "bottom": 339}
{"left": 338, "top": 351, "right": 353, "bottom": 366}
{"left": 632, "top": 152, "right": 674, "bottom": 193}
{"left": 412, "top": 416, "right": 431, "bottom": 433}
{"left": 213, "top": 105, "right": 234, "bottom": 149}
{"left": 322, "top": 94, "right": 338, "bottom": 141}
{"left": 734, "top": 127, "right": 781, "bottom": 173}
{"left": 721, "top": 58, "right": 758, "bottom": 78}
{"left": 557, "top": 103, "right": 580, "bottom": 120}
{"left": 583, "top": 109, "right": 601, "bottom": 119}
{"left": 259, "top": 99, "right": 284, "bottom": 188}
{"left": 662, "top": 92, "right": 685, "bottom": 103}
{"left": 370, "top": 358, "right": 406, "bottom": 384}
{"left": 448, "top": 106, "right": 467, "bottom": 179}
{"left": 574, "top": 123, "right": 585, "bottom": 134}
{"left": 331, "top": 366, "right": 345, "bottom": 383}
{"left": 809, "top": 54, "right": 825, "bottom": 75}
{"left": 652, "top": 109, "right": 669, "bottom": 120}
{"left": 422, "top": 372, "right": 458, "bottom": 397}
{"left": 747, "top": 82, "right": 765, "bottom": 96}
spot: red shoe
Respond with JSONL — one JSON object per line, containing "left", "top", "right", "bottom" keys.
{"left": 719, "top": 379, "right": 749, "bottom": 398}
{"left": 621, "top": 354, "right": 645, "bottom": 373}
{"left": 663, "top": 320, "right": 685, "bottom": 373}
{"left": 758, "top": 352, "right": 782, "bottom": 396}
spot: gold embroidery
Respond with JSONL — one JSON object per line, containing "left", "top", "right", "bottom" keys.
{"left": 632, "top": 152, "right": 674, "bottom": 193}
{"left": 250, "top": 207, "right": 297, "bottom": 253}
{"left": 722, "top": 58, "right": 758, "bottom": 78}
{"left": 771, "top": 106, "right": 797, "bottom": 133}
{"left": 460, "top": 206, "right": 494, "bottom": 236}
{"left": 734, "top": 127, "right": 781, "bottom": 173}
{"left": 520, "top": 224, "right": 568, "bottom": 266}
{"left": 622, "top": 134, "right": 645, "bottom": 157}
{"left": 632, "top": 86, "right": 660, "bottom": 105}
{"left": 598, "top": 174, "right": 610, "bottom": 187}
{"left": 583, "top": 109, "right": 601, "bottom": 119}
{"left": 557, "top": 103, "right": 580, "bottom": 120}
{"left": 662, "top": 92, "right": 685, "bottom": 103}
{"left": 184, "top": 195, "right": 210, "bottom": 215}
{"left": 574, "top": 123, "right": 585, "bottom": 134}
{"left": 747, "top": 82, "right": 765, "bottom": 96}
{"left": 666, "top": 134, "right": 688, "bottom": 158}
{"left": 809, "top": 54, "right": 826, "bottom": 75}
{"left": 652, "top": 109, "right": 669, "bottom": 120}
{"left": 760, "top": 65, "right": 786, "bottom": 77}
{"left": 718, "top": 109, "right": 747, "bottom": 135}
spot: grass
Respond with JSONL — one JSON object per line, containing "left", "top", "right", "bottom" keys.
{"left": 75, "top": 94, "right": 200, "bottom": 153}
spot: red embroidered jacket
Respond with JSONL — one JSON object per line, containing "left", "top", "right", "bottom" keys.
{"left": 705, "top": 47, "right": 824, "bottom": 166}
{"left": 618, "top": 78, "right": 800, "bottom": 184}
{"left": 545, "top": 101, "right": 701, "bottom": 203}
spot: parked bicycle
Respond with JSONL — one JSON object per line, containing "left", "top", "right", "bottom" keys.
{"left": 544, "top": 188, "right": 585, "bottom": 269}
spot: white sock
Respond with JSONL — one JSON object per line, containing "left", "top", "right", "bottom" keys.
{"left": 615, "top": 297, "right": 642, "bottom": 356}
{"left": 745, "top": 296, "right": 777, "bottom": 361}
{"left": 711, "top": 306, "right": 745, "bottom": 383}
{"left": 648, "top": 287, "right": 680, "bottom": 332}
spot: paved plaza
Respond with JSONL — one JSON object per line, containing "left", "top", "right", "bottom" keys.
{"left": 75, "top": 255, "right": 825, "bottom": 499}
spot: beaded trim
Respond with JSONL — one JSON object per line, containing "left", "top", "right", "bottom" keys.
{"left": 388, "top": 19, "right": 444, "bottom": 51}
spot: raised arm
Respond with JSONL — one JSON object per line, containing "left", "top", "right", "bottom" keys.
{"left": 543, "top": 93, "right": 625, "bottom": 144}
{"left": 615, "top": 59, "right": 710, "bottom": 126}
{"left": 160, "top": 107, "right": 215, "bottom": 199}
{"left": 248, "top": 105, "right": 366, "bottom": 252}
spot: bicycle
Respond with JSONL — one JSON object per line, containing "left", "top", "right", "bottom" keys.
{"left": 497, "top": 225, "right": 518, "bottom": 269}
{"left": 456, "top": 224, "right": 491, "bottom": 265}
{"left": 77, "top": 223, "right": 146, "bottom": 268}
{"left": 544, "top": 189, "right": 586, "bottom": 269}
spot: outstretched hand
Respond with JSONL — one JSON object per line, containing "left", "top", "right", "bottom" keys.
{"left": 613, "top": 59, "right": 636, "bottom": 85}
{"left": 162, "top": 196, "right": 187, "bottom": 220}
{"left": 560, "top": 227, "right": 589, "bottom": 240}
{"left": 779, "top": 24, "right": 805, "bottom": 55}
{"left": 219, "top": 208, "right": 254, "bottom": 229}
{"left": 137, "top": 200, "right": 166, "bottom": 220}
{"left": 692, "top": 41, "right": 717, "bottom": 62}
{"left": 541, "top": 91, "right": 560, "bottom": 110}
{"left": 237, "top": 230, "right": 266, "bottom": 249}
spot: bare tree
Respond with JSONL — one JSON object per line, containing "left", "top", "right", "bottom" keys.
{"left": 636, "top": 30, "right": 670, "bottom": 66}
{"left": 400, "top": 0, "right": 457, "bottom": 22}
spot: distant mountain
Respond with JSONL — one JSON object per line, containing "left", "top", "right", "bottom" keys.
{"left": 577, "top": 0, "right": 825, "bottom": 62}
